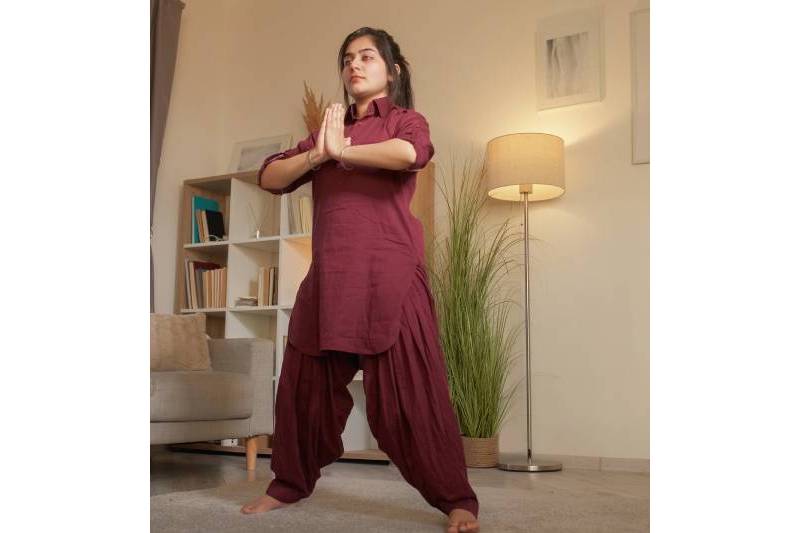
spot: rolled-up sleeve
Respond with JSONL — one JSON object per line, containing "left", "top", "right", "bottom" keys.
{"left": 258, "top": 130, "right": 318, "bottom": 195}
{"left": 393, "top": 110, "right": 434, "bottom": 172}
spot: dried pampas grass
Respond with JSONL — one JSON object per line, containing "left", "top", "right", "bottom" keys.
{"left": 301, "top": 81, "right": 332, "bottom": 134}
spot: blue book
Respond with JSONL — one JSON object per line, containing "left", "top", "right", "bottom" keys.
{"left": 191, "top": 195, "right": 220, "bottom": 243}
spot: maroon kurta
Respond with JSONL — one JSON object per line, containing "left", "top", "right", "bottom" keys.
{"left": 258, "top": 95, "right": 435, "bottom": 356}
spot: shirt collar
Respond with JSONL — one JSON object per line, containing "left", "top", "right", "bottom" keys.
{"left": 346, "top": 95, "right": 395, "bottom": 123}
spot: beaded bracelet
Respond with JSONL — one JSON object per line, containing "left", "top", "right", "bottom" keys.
{"left": 306, "top": 150, "right": 321, "bottom": 171}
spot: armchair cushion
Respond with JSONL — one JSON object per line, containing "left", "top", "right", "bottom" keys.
{"left": 150, "top": 370, "right": 253, "bottom": 422}
{"left": 150, "top": 313, "right": 211, "bottom": 371}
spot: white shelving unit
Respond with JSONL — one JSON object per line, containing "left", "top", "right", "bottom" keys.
{"left": 174, "top": 170, "right": 383, "bottom": 460}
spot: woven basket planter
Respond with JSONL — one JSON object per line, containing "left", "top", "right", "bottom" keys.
{"left": 461, "top": 434, "right": 499, "bottom": 468}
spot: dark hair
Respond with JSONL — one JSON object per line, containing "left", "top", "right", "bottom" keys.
{"left": 337, "top": 27, "right": 414, "bottom": 110}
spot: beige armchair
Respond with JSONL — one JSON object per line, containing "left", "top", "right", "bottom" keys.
{"left": 150, "top": 336, "right": 274, "bottom": 470}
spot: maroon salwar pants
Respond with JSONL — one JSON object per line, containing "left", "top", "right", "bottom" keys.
{"left": 265, "top": 264, "right": 480, "bottom": 518}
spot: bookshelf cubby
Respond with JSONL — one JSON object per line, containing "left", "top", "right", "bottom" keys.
{"left": 172, "top": 163, "right": 435, "bottom": 463}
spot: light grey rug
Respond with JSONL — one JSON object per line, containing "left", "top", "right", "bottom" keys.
{"left": 151, "top": 474, "right": 648, "bottom": 532}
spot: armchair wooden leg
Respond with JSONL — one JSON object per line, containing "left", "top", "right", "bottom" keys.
{"left": 244, "top": 436, "right": 259, "bottom": 471}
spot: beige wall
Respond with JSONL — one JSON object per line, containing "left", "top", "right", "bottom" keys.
{"left": 153, "top": 0, "right": 649, "bottom": 460}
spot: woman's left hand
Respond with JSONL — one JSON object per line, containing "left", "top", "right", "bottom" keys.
{"left": 325, "top": 103, "right": 350, "bottom": 161}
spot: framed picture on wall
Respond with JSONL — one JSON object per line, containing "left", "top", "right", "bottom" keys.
{"left": 631, "top": 8, "right": 650, "bottom": 164}
{"left": 228, "top": 134, "right": 293, "bottom": 173}
{"left": 535, "top": 6, "right": 605, "bottom": 110}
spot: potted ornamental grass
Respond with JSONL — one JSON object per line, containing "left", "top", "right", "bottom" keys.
{"left": 428, "top": 152, "right": 525, "bottom": 468}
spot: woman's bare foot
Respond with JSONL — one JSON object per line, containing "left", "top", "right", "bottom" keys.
{"left": 446, "top": 508, "right": 480, "bottom": 532}
{"left": 240, "top": 494, "right": 291, "bottom": 514}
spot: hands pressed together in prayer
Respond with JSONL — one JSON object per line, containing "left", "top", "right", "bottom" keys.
{"left": 309, "top": 103, "right": 352, "bottom": 166}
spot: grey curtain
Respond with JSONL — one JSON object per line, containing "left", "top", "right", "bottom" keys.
{"left": 151, "top": 0, "right": 185, "bottom": 313}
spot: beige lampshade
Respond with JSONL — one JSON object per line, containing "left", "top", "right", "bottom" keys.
{"left": 486, "top": 133, "right": 566, "bottom": 202}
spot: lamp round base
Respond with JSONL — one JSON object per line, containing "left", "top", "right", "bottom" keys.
{"left": 496, "top": 460, "right": 563, "bottom": 472}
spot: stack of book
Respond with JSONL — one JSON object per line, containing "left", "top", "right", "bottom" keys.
{"left": 184, "top": 260, "right": 227, "bottom": 309}
{"left": 192, "top": 195, "right": 226, "bottom": 243}
{"left": 288, "top": 194, "right": 313, "bottom": 234}
{"left": 258, "top": 266, "right": 278, "bottom": 306}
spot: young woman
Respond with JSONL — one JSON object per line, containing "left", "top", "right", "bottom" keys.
{"left": 240, "top": 27, "right": 481, "bottom": 533}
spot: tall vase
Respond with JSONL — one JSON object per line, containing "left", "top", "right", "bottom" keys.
{"left": 462, "top": 434, "right": 499, "bottom": 468}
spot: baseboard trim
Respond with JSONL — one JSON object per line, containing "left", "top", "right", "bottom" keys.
{"left": 528, "top": 453, "right": 649, "bottom": 473}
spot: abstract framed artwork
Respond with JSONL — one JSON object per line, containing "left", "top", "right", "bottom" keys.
{"left": 631, "top": 8, "right": 650, "bottom": 164}
{"left": 228, "top": 134, "right": 293, "bottom": 173}
{"left": 535, "top": 6, "right": 605, "bottom": 110}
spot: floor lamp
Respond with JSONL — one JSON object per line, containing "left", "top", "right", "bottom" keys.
{"left": 485, "top": 133, "right": 566, "bottom": 473}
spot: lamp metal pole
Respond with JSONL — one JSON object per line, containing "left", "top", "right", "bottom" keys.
{"left": 497, "top": 189, "right": 563, "bottom": 472}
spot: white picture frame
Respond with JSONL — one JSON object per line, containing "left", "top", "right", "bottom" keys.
{"left": 631, "top": 8, "right": 650, "bottom": 164}
{"left": 535, "top": 6, "right": 605, "bottom": 110}
{"left": 228, "top": 134, "right": 293, "bottom": 173}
